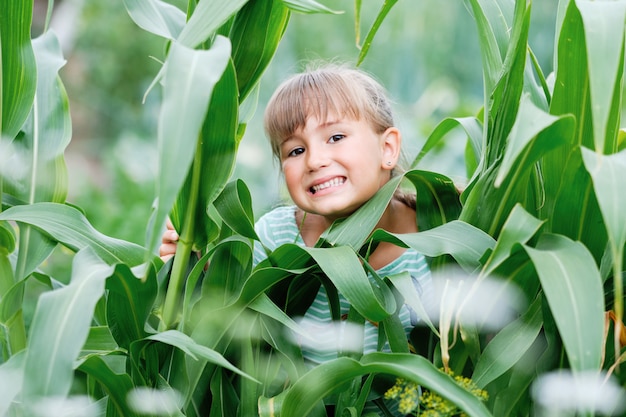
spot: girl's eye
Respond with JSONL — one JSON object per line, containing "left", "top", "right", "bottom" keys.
{"left": 287, "top": 147, "right": 305, "bottom": 157}
{"left": 329, "top": 134, "right": 345, "bottom": 143}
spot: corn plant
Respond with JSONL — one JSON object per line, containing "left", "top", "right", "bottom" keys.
{"left": 1, "top": 0, "right": 625, "bottom": 416}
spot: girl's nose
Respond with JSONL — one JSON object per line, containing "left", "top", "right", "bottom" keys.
{"left": 306, "top": 144, "right": 330, "bottom": 171}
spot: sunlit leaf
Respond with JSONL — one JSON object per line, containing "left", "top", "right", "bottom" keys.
{"left": 577, "top": 1, "right": 626, "bottom": 153}
{"left": 177, "top": 0, "right": 248, "bottom": 48}
{"left": 121, "top": 0, "right": 185, "bottom": 40}
{"left": 282, "top": 0, "right": 342, "bottom": 15}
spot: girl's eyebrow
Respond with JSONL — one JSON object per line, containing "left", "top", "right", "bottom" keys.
{"left": 319, "top": 120, "right": 341, "bottom": 128}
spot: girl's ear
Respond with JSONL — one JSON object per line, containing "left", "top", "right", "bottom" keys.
{"left": 381, "top": 127, "right": 402, "bottom": 171}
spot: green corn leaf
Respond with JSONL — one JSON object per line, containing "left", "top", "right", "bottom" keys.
{"left": 463, "top": 0, "right": 505, "bottom": 100}
{"left": 80, "top": 326, "right": 118, "bottom": 356}
{"left": 177, "top": 0, "right": 248, "bottom": 49}
{"left": 134, "top": 330, "right": 258, "bottom": 382}
{"left": 356, "top": 0, "right": 398, "bottom": 66}
{"left": 277, "top": 353, "right": 492, "bottom": 417}
{"left": 577, "top": 1, "right": 626, "bottom": 153}
{"left": 404, "top": 170, "right": 462, "bottom": 231}
{"left": 322, "top": 176, "right": 402, "bottom": 249}
{"left": 201, "top": 237, "right": 253, "bottom": 306}
{"left": 282, "top": 0, "right": 342, "bottom": 14}
{"left": 524, "top": 234, "right": 605, "bottom": 372}
{"left": 12, "top": 30, "right": 71, "bottom": 280}
{"left": 472, "top": 296, "right": 542, "bottom": 388}
{"left": 494, "top": 95, "right": 575, "bottom": 187}
{"left": 193, "top": 59, "right": 239, "bottom": 247}
{"left": 0, "top": 0, "right": 36, "bottom": 140}
{"left": 214, "top": 180, "right": 258, "bottom": 241}
{"left": 77, "top": 355, "right": 139, "bottom": 417}
{"left": 411, "top": 117, "right": 483, "bottom": 171}
{"left": 0, "top": 351, "right": 25, "bottom": 416}
{"left": 306, "top": 246, "right": 396, "bottom": 322}
{"left": 230, "top": 0, "right": 290, "bottom": 102}
{"left": 22, "top": 249, "right": 113, "bottom": 400}
{"left": 371, "top": 221, "right": 495, "bottom": 273}
{"left": 482, "top": 204, "right": 544, "bottom": 277}
{"left": 581, "top": 148, "right": 626, "bottom": 255}
{"left": 121, "top": 0, "right": 186, "bottom": 40}
{"left": 147, "top": 37, "right": 231, "bottom": 254}
{"left": 106, "top": 263, "right": 158, "bottom": 351}
{"left": 0, "top": 202, "right": 151, "bottom": 266}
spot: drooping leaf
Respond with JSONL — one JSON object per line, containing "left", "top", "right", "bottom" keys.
{"left": 371, "top": 221, "right": 495, "bottom": 272}
{"left": 177, "top": 0, "right": 248, "bottom": 49}
{"left": 482, "top": 204, "right": 544, "bottom": 276}
{"left": 121, "top": 0, "right": 186, "bottom": 40}
{"left": 133, "top": 330, "right": 257, "bottom": 382}
{"left": 404, "top": 170, "right": 462, "bottom": 231}
{"left": 0, "top": 202, "right": 152, "bottom": 266}
{"left": 214, "top": 180, "right": 258, "bottom": 241}
{"left": 524, "top": 234, "right": 605, "bottom": 372}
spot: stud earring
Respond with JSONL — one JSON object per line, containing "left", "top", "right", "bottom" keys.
{"left": 386, "top": 161, "right": 392, "bottom": 166}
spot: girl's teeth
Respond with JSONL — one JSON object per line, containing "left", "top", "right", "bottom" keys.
{"left": 311, "top": 178, "right": 344, "bottom": 194}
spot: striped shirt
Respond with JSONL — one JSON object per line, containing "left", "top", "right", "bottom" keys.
{"left": 253, "top": 205, "right": 433, "bottom": 364}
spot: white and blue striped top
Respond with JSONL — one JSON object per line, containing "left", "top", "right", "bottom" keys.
{"left": 253, "top": 205, "right": 433, "bottom": 364}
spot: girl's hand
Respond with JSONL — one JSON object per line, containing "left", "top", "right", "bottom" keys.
{"left": 159, "top": 218, "right": 179, "bottom": 262}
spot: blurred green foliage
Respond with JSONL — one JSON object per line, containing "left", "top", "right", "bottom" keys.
{"left": 56, "top": 0, "right": 558, "bottom": 244}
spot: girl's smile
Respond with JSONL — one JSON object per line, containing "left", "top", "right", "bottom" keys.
{"left": 308, "top": 176, "right": 346, "bottom": 195}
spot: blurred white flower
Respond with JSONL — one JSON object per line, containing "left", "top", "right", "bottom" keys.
{"left": 29, "top": 395, "right": 101, "bottom": 417}
{"left": 127, "top": 387, "right": 182, "bottom": 415}
{"left": 532, "top": 371, "right": 626, "bottom": 415}
{"left": 425, "top": 268, "right": 525, "bottom": 332}
{"left": 292, "top": 316, "right": 364, "bottom": 355}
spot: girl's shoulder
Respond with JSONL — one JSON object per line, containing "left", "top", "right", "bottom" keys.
{"left": 254, "top": 205, "right": 301, "bottom": 249}
{"left": 256, "top": 205, "right": 298, "bottom": 226}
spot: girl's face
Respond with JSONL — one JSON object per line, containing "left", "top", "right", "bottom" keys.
{"left": 279, "top": 113, "right": 401, "bottom": 220}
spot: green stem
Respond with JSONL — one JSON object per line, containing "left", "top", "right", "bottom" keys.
{"left": 613, "top": 244, "right": 623, "bottom": 367}
{"left": 161, "top": 137, "right": 203, "bottom": 330}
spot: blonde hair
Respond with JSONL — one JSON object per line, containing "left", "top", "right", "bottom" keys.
{"left": 264, "top": 63, "right": 395, "bottom": 160}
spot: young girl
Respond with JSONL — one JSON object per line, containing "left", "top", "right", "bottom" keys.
{"left": 160, "top": 63, "right": 432, "bottom": 411}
